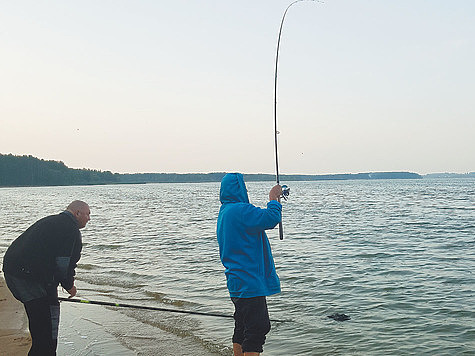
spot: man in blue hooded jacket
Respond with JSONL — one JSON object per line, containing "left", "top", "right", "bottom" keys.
{"left": 217, "top": 173, "right": 282, "bottom": 356}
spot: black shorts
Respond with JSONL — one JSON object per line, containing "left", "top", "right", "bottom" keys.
{"left": 231, "top": 296, "right": 271, "bottom": 353}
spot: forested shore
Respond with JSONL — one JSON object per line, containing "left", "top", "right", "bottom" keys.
{"left": 0, "top": 154, "right": 118, "bottom": 186}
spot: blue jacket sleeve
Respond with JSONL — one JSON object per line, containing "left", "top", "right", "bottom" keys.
{"left": 241, "top": 200, "right": 282, "bottom": 234}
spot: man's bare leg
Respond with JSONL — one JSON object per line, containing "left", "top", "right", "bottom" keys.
{"left": 233, "top": 343, "right": 243, "bottom": 356}
{"left": 233, "top": 344, "right": 260, "bottom": 356}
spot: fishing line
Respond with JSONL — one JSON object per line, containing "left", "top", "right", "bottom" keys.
{"left": 274, "top": 0, "right": 319, "bottom": 239}
{"left": 58, "top": 297, "right": 289, "bottom": 322}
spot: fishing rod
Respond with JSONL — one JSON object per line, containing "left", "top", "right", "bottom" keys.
{"left": 58, "top": 297, "right": 288, "bottom": 322}
{"left": 274, "top": 0, "right": 317, "bottom": 239}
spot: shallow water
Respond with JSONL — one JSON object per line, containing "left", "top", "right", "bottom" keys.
{"left": 1, "top": 179, "right": 474, "bottom": 355}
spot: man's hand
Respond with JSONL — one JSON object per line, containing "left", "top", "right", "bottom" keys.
{"left": 269, "top": 184, "right": 283, "bottom": 202}
{"left": 67, "top": 285, "right": 77, "bottom": 298}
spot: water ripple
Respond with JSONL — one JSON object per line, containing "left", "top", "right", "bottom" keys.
{"left": 1, "top": 179, "right": 474, "bottom": 355}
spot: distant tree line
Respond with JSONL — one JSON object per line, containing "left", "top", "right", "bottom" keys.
{"left": 1, "top": 153, "right": 425, "bottom": 187}
{"left": 424, "top": 172, "right": 475, "bottom": 179}
{"left": 0, "top": 154, "right": 119, "bottom": 187}
{"left": 118, "top": 172, "right": 229, "bottom": 184}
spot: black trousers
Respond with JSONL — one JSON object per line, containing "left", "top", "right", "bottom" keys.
{"left": 24, "top": 296, "right": 60, "bottom": 356}
{"left": 231, "top": 296, "right": 271, "bottom": 353}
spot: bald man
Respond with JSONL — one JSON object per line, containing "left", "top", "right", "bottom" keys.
{"left": 3, "top": 200, "right": 90, "bottom": 356}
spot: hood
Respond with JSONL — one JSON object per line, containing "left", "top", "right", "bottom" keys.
{"left": 219, "top": 173, "right": 249, "bottom": 204}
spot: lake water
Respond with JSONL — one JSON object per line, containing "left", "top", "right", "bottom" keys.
{"left": 1, "top": 179, "right": 474, "bottom": 355}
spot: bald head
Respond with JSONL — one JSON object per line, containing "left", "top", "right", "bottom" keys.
{"left": 67, "top": 200, "right": 90, "bottom": 229}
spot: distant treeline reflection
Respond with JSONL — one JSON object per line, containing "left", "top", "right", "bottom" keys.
{"left": 0, "top": 153, "right": 426, "bottom": 187}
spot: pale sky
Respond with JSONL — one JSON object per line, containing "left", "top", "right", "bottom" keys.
{"left": 1, "top": 1, "right": 474, "bottom": 174}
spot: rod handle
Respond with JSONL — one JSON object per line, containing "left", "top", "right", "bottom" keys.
{"left": 279, "top": 221, "right": 284, "bottom": 240}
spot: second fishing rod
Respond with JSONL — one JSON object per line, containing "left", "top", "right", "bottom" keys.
{"left": 58, "top": 297, "right": 289, "bottom": 322}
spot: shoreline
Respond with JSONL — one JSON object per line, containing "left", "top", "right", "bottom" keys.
{"left": 0, "top": 274, "right": 136, "bottom": 355}
{"left": 0, "top": 275, "right": 226, "bottom": 355}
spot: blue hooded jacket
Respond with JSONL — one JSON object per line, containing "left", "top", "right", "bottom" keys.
{"left": 217, "top": 173, "right": 282, "bottom": 298}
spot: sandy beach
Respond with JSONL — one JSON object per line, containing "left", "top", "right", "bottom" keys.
{"left": 0, "top": 275, "right": 31, "bottom": 355}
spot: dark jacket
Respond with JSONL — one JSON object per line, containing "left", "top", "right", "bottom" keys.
{"left": 3, "top": 211, "right": 82, "bottom": 292}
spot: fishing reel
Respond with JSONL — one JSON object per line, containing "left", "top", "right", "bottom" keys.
{"left": 281, "top": 184, "right": 290, "bottom": 201}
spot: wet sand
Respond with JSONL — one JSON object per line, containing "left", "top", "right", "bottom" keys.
{"left": 0, "top": 274, "right": 134, "bottom": 355}
{"left": 0, "top": 275, "right": 225, "bottom": 355}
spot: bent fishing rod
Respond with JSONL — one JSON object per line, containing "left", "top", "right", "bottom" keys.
{"left": 274, "top": 0, "right": 318, "bottom": 239}
{"left": 58, "top": 297, "right": 288, "bottom": 322}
